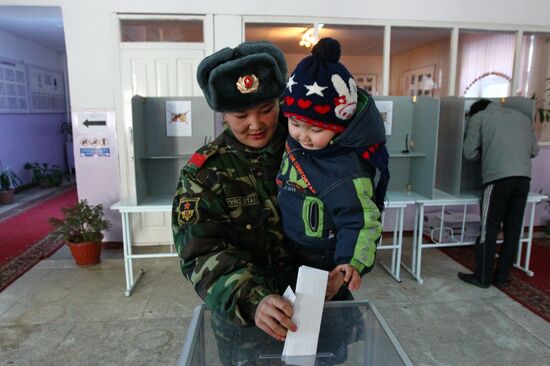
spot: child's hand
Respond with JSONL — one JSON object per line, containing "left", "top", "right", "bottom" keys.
{"left": 329, "top": 264, "right": 361, "bottom": 291}
{"left": 325, "top": 271, "right": 345, "bottom": 300}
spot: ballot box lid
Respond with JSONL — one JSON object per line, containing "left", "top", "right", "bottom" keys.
{"left": 178, "top": 300, "right": 412, "bottom": 366}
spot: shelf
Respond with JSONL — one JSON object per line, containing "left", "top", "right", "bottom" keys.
{"left": 389, "top": 151, "right": 426, "bottom": 158}
{"left": 139, "top": 155, "right": 191, "bottom": 160}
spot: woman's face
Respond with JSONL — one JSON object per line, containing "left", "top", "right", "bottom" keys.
{"left": 223, "top": 99, "right": 280, "bottom": 149}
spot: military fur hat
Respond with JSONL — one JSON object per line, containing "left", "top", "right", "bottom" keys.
{"left": 197, "top": 41, "right": 287, "bottom": 112}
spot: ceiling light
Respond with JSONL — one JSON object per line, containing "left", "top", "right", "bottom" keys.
{"left": 299, "top": 23, "right": 323, "bottom": 48}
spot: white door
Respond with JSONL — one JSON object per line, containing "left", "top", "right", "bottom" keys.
{"left": 118, "top": 10, "right": 213, "bottom": 245}
{"left": 119, "top": 46, "right": 207, "bottom": 244}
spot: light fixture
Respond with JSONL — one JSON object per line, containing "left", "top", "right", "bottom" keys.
{"left": 299, "top": 23, "right": 323, "bottom": 48}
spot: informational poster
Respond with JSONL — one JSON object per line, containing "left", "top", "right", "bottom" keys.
{"left": 0, "top": 58, "right": 30, "bottom": 114}
{"left": 374, "top": 100, "right": 393, "bottom": 135}
{"left": 166, "top": 100, "right": 192, "bottom": 136}
{"left": 26, "top": 64, "right": 65, "bottom": 113}
{"left": 73, "top": 110, "right": 112, "bottom": 158}
{"left": 402, "top": 65, "right": 436, "bottom": 97}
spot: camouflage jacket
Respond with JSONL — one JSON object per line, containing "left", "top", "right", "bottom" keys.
{"left": 172, "top": 124, "right": 297, "bottom": 326}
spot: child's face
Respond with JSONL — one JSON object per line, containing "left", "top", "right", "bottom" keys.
{"left": 288, "top": 118, "right": 336, "bottom": 150}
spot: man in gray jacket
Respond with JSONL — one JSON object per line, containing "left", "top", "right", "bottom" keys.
{"left": 458, "top": 99, "right": 539, "bottom": 288}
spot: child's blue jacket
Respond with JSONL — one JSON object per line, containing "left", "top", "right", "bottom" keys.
{"left": 277, "top": 91, "right": 385, "bottom": 274}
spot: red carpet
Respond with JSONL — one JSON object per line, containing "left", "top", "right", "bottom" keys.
{"left": 0, "top": 187, "right": 77, "bottom": 292}
{"left": 441, "top": 237, "right": 550, "bottom": 322}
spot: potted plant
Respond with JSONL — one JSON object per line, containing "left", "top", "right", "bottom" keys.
{"left": 24, "top": 162, "right": 65, "bottom": 188}
{"left": 49, "top": 199, "right": 112, "bottom": 266}
{"left": 0, "top": 167, "right": 23, "bottom": 204}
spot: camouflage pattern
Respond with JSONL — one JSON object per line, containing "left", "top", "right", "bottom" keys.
{"left": 172, "top": 123, "right": 298, "bottom": 326}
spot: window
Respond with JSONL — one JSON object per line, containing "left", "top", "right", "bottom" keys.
{"left": 120, "top": 19, "right": 203, "bottom": 42}
{"left": 390, "top": 27, "right": 451, "bottom": 97}
{"left": 457, "top": 30, "right": 515, "bottom": 97}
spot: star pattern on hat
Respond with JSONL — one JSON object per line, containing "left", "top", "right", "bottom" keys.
{"left": 286, "top": 75, "right": 297, "bottom": 93}
{"left": 305, "top": 82, "right": 328, "bottom": 97}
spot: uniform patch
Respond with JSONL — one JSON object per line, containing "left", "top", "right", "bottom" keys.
{"left": 189, "top": 153, "right": 208, "bottom": 169}
{"left": 226, "top": 194, "right": 260, "bottom": 208}
{"left": 178, "top": 197, "right": 200, "bottom": 225}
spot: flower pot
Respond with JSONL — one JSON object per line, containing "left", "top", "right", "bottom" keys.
{"left": 67, "top": 241, "right": 102, "bottom": 266}
{"left": 0, "top": 190, "right": 15, "bottom": 204}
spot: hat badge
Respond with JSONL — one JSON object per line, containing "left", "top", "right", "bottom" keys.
{"left": 236, "top": 74, "right": 260, "bottom": 94}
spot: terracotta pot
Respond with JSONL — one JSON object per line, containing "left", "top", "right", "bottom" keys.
{"left": 0, "top": 190, "right": 15, "bottom": 204}
{"left": 67, "top": 241, "right": 102, "bottom": 266}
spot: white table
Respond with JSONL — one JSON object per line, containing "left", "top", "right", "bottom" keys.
{"left": 403, "top": 190, "right": 547, "bottom": 284}
{"left": 111, "top": 197, "right": 174, "bottom": 296}
{"left": 378, "top": 191, "right": 426, "bottom": 282}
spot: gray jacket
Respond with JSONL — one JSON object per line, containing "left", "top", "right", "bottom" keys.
{"left": 463, "top": 103, "right": 539, "bottom": 185}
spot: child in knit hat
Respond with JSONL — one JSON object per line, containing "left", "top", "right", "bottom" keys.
{"left": 277, "top": 38, "right": 389, "bottom": 299}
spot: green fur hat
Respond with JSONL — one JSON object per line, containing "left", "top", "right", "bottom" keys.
{"left": 197, "top": 41, "right": 287, "bottom": 112}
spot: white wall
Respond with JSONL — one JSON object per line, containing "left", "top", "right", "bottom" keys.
{"left": 0, "top": 29, "right": 63, "bottom": 69}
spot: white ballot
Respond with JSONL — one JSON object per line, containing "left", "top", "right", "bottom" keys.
{"left": 282, "top": 266, "right": 328, "bottom": 360}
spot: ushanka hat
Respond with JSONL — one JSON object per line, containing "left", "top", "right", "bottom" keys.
{"left": 197, "top": 41, "right": 287, "bottom": 112}
{"left": 281, "top": 38, "right": 357, "bottom": 132}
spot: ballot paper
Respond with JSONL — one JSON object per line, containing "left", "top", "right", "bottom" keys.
{"left": 282, "top": 285, "right": 296, "bottom": 306}
{"left": 282, "top": 266, "right": 328, "bottom": 361}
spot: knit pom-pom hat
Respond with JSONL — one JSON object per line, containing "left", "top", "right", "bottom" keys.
{"left": 281, "top": 38, "right": 357, "bottom": 132}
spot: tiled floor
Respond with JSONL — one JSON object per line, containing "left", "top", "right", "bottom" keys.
{"left": 1, "top": 188, "right": 549, "bottom": 365}
{"left": 1, "top": 247, "right": 549, "bottom": 365}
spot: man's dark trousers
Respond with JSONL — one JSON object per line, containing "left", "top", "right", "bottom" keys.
{"left": 475, "top": 176, "right": 530, "bottom": 284}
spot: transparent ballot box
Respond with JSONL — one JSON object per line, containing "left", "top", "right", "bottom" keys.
{"left": 178, "top": 300, "right": 412, "bottom": 366}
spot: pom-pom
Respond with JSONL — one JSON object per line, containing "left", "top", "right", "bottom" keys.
{"left": 311, "top": 38, "right": 341, "bottom": 62}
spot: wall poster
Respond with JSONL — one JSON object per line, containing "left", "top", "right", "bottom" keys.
{"left": 166, "top": 100, "right": 192, "bottom": 137}
{"left": 374, "top": 100, "right": 393, "bottom": 135}
{"left": 0, "top": 58, "right": 30, "bottom": 114}
{"left": 355, "top": 73, "right": 378, "bottom": 95}
{"left": 26, "top": 64, "right": 65, "bottom": 113}
{"left": 402, "top": 65, "right": 436, "bottom": 97}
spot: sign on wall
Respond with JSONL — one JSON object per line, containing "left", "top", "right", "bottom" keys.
{"left": 0, "top": 58, "right": 30, "bottom": 114}
{"left": 26, "top": 64, "right": 65, "bottom": 113}
{"left": 73, "top": 110, "right": 112, "bottom": 158}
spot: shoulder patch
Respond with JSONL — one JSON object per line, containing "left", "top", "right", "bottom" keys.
{"left": 177, "top": 197, "right": 200, "bottom": 225}
{"left": 184, "top": 144, "right": 219, "bottom": 174}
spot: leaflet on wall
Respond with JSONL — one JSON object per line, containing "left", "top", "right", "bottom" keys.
{"left": 166, "top": 101, "right": 192, "bottom": 136}
{"left": 374, "top": 100, "right": 393, "bottom": 135}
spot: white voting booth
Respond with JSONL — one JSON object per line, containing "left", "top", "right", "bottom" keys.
{"left": 111, "top": 96, "right": 214, "bottom": 296}
{"left": 112, "top": 95, "right": 547, "bottom": 292}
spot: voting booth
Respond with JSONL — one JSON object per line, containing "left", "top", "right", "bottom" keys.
{"left": 435, "top": 96, "right": 536, "bottom": 197}
{"left": 130, "top": 95, "right": 215, "bottom": 203}
{"left": 178, "top": 301, "right": 412, "bottom": 366}
{"left": 376, "top": 96, "right": 440, "bottom": 199}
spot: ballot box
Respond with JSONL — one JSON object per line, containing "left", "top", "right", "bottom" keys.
{"left": 178, "top": 300, "right": 412, "bottom": 366}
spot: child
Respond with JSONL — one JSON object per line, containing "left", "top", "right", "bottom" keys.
{"left": 277, "top": 38, "right": 389, "bottom": 299}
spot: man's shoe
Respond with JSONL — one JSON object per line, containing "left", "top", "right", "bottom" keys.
{"left": 493, "top": 277, "right": 510, "bottom": 286}
{"left": 457, "top": 272, "right": 490, "bottom": 289}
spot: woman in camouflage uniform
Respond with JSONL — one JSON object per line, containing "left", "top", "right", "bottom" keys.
{"left": 172, "top": 41, "right": 299, "bottom": 341}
